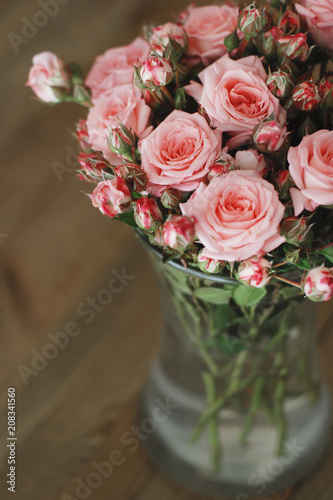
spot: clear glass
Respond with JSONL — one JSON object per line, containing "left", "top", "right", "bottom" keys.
{"left": 139, "top": 243, "right": 331, "bottom": 498}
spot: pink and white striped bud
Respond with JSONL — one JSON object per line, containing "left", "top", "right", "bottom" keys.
{"left": 78, "top": 153, "right": 108, "bottom": 182}
{"left": 277, "top": 33, "right": 308, "bottom": 62}
{"left": 76, "top": 119, "right": 91, "bottom": 153}
{"left": 149, "top": 23, "right": 187, "bottom": 56}
{"left": 207, "top": 152, "right": 236, "bottom": 182}
{"left": 198, "top": 250, "right": 224, "bottom": 274}
{"left": 108, "top": 124, "right": 135, "bottom": 159}
{"left": 115, "top": 164, "right": 148, "bottom": 192}
{"left": 280, "top": 216, "right": 312, "bottom": 245}
{"left": 90, "top": 177, "right": 131, "bottom": 218}
{"left": 278, "top": 9, "right": 301, "bottom": 34}
{"left": 162, "top": 215, "right": 195, "bottom": 251}
{"left": 292, "top": 81, "right": 321, "bottom": 112}
{"left": 275, "top": 170, "right": 293, "bottom": 198}
{"left": 303, "top": 267, "right": 333, "bottom": 302}
{"left": 140, "top": 56, "right": 173, "bottom": 88}
{"left": 237, "top": 257, "right": 271, "bottom": 288}
{"left": 134, "top": 197, "right": 163, "bottom": 231}
{"left": 238, "top": 4, "right": 268, "bottom": 37}
{"left": 160, "top": 188, "right": 182, "bottom": 209}
{"left": 26, "top": 51, "right": 70, "bottom": 103}
{"left": 235, "top": 149, "right": 267, "bottom": 176}
{"left": 267, "top": 70, "right": 294, "bottom": 99}
{"left": 253, "top": 119, "right": 288, "bottom": 154}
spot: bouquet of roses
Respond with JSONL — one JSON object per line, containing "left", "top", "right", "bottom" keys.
{"left": 26, "top": 0, "right": 333, "bottom": 300}
{"left": 27, "top": 0, "right": 333, "bottom": 473}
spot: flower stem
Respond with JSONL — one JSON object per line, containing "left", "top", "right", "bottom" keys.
{"left": 161, "top": 86, "right": 175, "bottom": 106}
{"left": 274, "top": 275, "right": 302, "bottom": 288}
{"left": 202, "top": 372, "right": 221, "bottom": 471}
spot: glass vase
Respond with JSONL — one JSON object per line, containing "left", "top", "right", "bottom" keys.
{"left": 138, "top": 239, "right": 331, "bottom": 498}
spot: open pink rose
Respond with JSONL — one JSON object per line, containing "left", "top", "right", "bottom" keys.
{"left": 182, "top": 5, "right": 239, "bottom": 66}
{"left": 287, "top": 130, "right": 333, "bottom": 215}
{"left": 180, "top": 170, "right": 285, "bottom": 262}
{"left": 26, "top": 51, "right": 69, "bottom": 103}
{"left": 185, "top": 54, "right": 286, "bottom": 148}
{"left": 86, "top": 84, "right": 152, "bottom": 165}
{"left": 85, "top": 37, "right": 150, "bottom": 102}
{"left": 296, "top": 0, "right": 333, "bottom": 51}
{"left": 139, "top": 110, "right": 221, "bottom": 194}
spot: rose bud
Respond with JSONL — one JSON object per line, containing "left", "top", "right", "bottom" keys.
{"left": 149, "top": 23, "right": 187, "bottom": 56}
{"left": 134, "top": 197, "right": 163, "bottom": 232}
{"left": 256, "top": 28, "right": 283, "bottom": 59}
{"left": 280, "top": 216, "right": 312, "bottom": 245}
{"left": 78, "top": 153, "right": 109, "bottom": 182}
{"left": 139, "top": 56, "right": 173, "bottom": 89}
{"left": 303, "top": 267, "right": 333, "bottom": 302}
{"left": 319, "top": 79, "right": 333, "bottom": 110}
{"left": 238, "top": 4, "right": 268, "bottom": 37}
{"left": 108, "top": 124, "right": 135, "bottom": 160}
{"left": 286, "top": 247, "right": 301, "bottom": 265}
{"left": 26, "top": 51, "right": 70, "bottom": 103}
{"left": 90, "top": 177, "right": 131, "bottom": 218}
{"left": 235, "top": 149, "right": 267, "bottom": 176}
{"left": 207, "top": 152, "right": 236, "bottom": 182}
{"left": 162, "top": 215, "right": 195, "bottom": 251}
{"left": 115, "top": 164, "right": 147, "bottom": 192}
{"left": 267, "top": 70, "right": 294, "bottom": 99}
{"left": 292, "top": 81, "right": 321, "bottom": 112}
{"left": 275, "top": 170, "right": 294, "bottom": 198}
{"left": 277, "top": 33, "right": 308, "bottom": 62}
{"left": 161, "top": 188, "right": 182, "bottom": 209}
{"left": 278, "top": 9, "right": 301, "bottom": 34}
{"left": 76, "top": 119, "right": 91, "bottom": 153}
{"left": 237, "top": 257, "right": 271, "bottom": 288}
{"left": 198, "top": 250, "right": 224, "bottom": 274}
{"left": 253, "top": 118, "right": 289, "bottom": 154}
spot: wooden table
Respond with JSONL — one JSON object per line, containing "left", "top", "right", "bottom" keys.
{"left": 0, "top": 1, "right": 332, "bottom": 499}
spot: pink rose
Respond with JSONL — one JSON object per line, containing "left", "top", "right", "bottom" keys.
{"left": 139, "top": 110, "right": 221, "bottom": 194}
{"left": 26, "top": 51, "right": 69, "bottom": 102}
{"left": 235, "top": 149, "right": 266, "bottom": 175}
{"left": 185, "top": 55, "right": 286, "bottom": 148}
{"left": 182, "top": 5, "right": 239, "bottom": 66}
{"left": 180, "top": 170, "right": 285, "bottom": 262}
{"left": 296, "top": 0, "right": 333, "bottom": 51}
{"left": 303, "top": 266, "right": 333, "bottom": 302}
{"left": 90, "top": 177, "right": 131, "bottom": 218}
{"left": 287, "top": 130, "right": 333, "bottom": 215}
{"left": 85, "top": 37, "right": 150, "bottom": 102}
{"left": 237, "top": 257, "right": 271, "bottom": 288}
{"left": 86, "top": 84, "right": 152, "bottom": 165}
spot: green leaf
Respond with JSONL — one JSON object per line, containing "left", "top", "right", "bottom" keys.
{"left": 295, "top": 257, "right": 312, "bottom": 271}
{"left": 215, "top": 304, "right": 236, "bottom": 329}
{"left": 194, "top": 287, "right": 233, "bottom": 304}
{"left": 233, "top": 286, "right": 267, "bottom": 307}
{"left": 115, "top": 211, "right": 137, "bottom": 228}
{"left": 318, "top": 246, "right": 333, "bottom": 264}
{"left": 218, "top": 334, "right": 246, "bottom": 356}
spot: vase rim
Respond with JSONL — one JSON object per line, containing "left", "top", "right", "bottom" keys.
{"left": 136, "top": 229, "right": 236, "bottom": 284}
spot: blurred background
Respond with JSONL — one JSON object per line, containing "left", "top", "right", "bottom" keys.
{"left": 0, "top": 1, "right": 332, "bottom": 499}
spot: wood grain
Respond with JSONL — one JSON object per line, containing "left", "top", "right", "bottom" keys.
{"left": 0, "top": 1, "right": 332, "bottom": 499}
